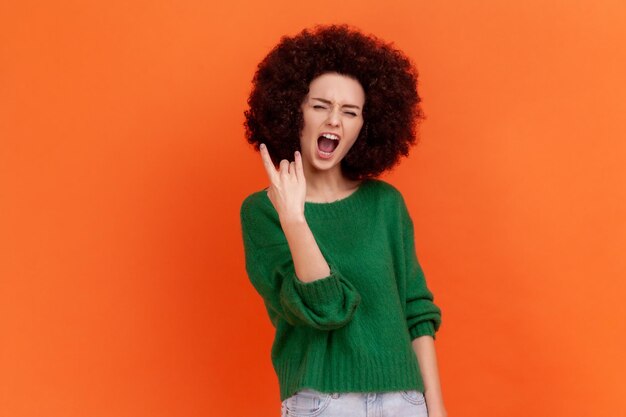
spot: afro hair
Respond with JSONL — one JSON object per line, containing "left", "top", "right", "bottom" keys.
{"left": 243, "top": 23, "right": 426, "bottom": 180}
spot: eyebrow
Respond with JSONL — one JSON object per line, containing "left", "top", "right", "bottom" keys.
{"left": 311, "top": 97, "right": 361, "bottom": 110}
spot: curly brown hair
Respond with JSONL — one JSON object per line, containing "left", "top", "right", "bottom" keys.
{"left": 243, "top": 23, "right": 426, "bottom": 181}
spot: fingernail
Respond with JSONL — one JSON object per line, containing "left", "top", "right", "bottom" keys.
{"left": 295, "top": 151, "right": 300, "bottom": 156}
{"left": 260, "top": 143, "right": 265, "bottom": 149}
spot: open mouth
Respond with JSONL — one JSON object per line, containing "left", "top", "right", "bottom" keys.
{"left": 317, "top": 134, "right": 340, "bottom": 158}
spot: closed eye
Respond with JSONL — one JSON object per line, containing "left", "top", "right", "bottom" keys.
{"left": 314, "top": 105, "right": 357, "bottom": 117}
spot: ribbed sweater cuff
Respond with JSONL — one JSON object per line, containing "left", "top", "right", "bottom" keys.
{"left": 409, "top": 321, "right": 436, "bottom": 340}
{"left": 292, "top": 264, "right": 343, "bottom": 306}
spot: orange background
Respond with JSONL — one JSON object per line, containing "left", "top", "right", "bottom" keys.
{"left": 1, "top": 1, "right": 625, "bottom": 416}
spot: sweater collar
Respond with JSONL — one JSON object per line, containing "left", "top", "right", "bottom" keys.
{"left": 302, "top": 178, "right": 377, "bottom": 220}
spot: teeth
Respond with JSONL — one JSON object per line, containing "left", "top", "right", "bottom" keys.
{"left": 321, "top": 133, "right": 340, "bottom": 140}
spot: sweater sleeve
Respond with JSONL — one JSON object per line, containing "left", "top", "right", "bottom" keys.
{"left": 400, "top": 200, "right": 442, "bottom": 341}
{"left": 240, "top": 200, "right": 361, "bottom": 330}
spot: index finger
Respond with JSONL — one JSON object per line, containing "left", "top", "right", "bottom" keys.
{"left": 295, "top": 150, "right": 305, "bottom": 182}
{"left": 259, "top": 143, "right": 279, "bottom": 182}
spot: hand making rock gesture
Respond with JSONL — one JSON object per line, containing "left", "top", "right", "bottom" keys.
{"left": 259, "top": 143, "right": 307, "bottom": 222}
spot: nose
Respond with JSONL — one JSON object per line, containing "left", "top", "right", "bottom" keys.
{"left": 326, "top": 106, "right": 341, "bottom": 126}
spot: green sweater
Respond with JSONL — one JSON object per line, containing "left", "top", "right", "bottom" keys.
{"left": 239, "top": 178, "right": 442, "bottom": 402}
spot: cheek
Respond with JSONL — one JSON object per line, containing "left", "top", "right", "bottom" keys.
{"left": 345, "top": 138, "right": 358, "bottom": 152}
{"left": 348, "top": 124, "right": 364, "bottom": 144}
{"left": 300, "top": 114, "right": 316, "bottom": 134}
{"left": 351, "top": 123, "right": 364, "bottom": 139}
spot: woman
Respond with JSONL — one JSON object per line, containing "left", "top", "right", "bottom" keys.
{"left": 240, "top": 24, "right": 447, "bottom": 417}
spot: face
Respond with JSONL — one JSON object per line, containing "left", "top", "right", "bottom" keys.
{"left": 299, "top": 72, "right": 365, "bottom": 175}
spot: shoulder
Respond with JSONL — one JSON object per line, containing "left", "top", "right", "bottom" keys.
{"left": 240, "top": 186, "right": 277, "bottom": 222}
{"left": 240, "top": 186, "right": 284, "bottom": 247}
{"left": 240, "top": 187, "right": 268, "bottom": 213}
{"left": 367, "top": 179, "right": 412, "bottom": 227}
{"left": 367, "top": 178, "right": 407, "bottom": 207}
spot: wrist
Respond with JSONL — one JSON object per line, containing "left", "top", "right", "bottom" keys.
{"left": 279, "top": 212, "right": 306, "bottom": 225}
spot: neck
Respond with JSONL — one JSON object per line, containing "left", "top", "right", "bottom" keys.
{"left": 302, "top": 160, "right": 355, "bottom": 200}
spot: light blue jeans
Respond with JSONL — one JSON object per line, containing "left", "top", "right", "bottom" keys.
{"left": 281, "top": 388, "right": 428, "bottom": 417}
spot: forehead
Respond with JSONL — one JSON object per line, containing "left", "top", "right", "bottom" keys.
{"left": 306, "top": 72, "right": 365, "bottom": 105}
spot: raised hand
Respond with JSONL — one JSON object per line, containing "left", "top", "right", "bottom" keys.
{"left": 259, "top": 143, "right": 307, "bottom": 223}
